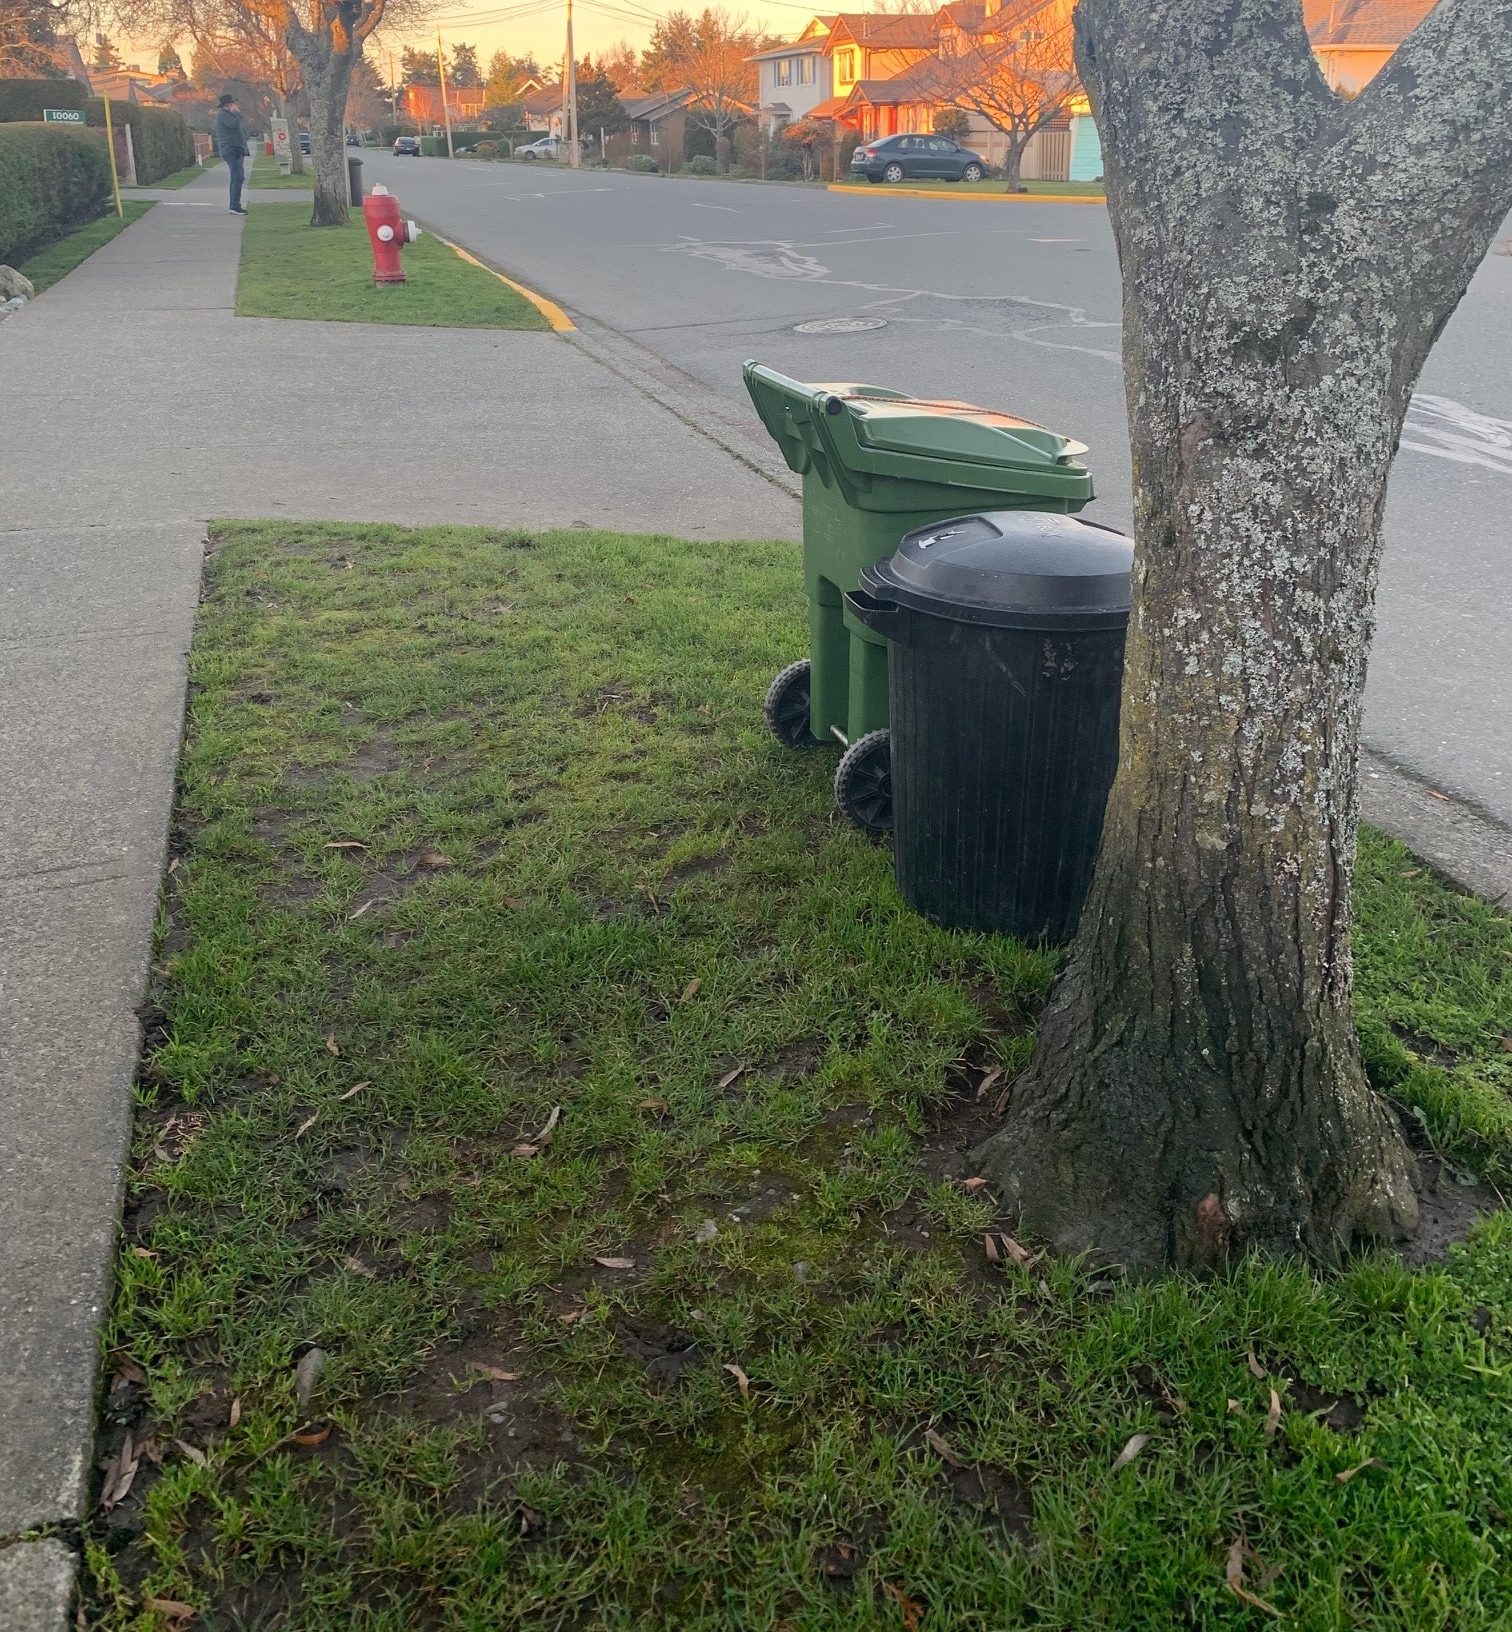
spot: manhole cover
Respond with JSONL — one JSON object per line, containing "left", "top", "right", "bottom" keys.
{"left": 793, "top": 316, "right": 888, "bottom": 334}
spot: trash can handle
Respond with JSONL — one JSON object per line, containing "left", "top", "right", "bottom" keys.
{"left": 845, "top": 589, "right": 908, "bottom": 641}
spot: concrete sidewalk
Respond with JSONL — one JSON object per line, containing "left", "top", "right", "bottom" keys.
{"left": 0, "top": 167, "right": 797, "bottom": 1628}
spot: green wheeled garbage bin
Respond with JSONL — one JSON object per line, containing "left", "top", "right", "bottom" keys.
{"left": 743, "top": 361, "right": 1094, "bottom": 828}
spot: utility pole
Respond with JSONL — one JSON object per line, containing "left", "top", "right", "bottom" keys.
{"left": 388, "top": 49, "right": 399, "bottom": 127}
{"left": 436, "top": 30, "right": 455, "bottom": 158}
{"left": 564, "top": 0, "right": 579, "bottom": 169}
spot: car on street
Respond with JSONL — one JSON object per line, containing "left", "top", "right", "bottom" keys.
{"left": 850, "top": 133, "right": 986, "bottom": 184}
{"left": 516, "top": 137, "right": 559, "bottom": 160}
{"left": 298, "top": 130, "right": 311, "bottom": 155}
{"left": 393, "top": 135, "right": 422, "bottom": 157}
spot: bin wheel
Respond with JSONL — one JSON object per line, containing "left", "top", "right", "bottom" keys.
{"left": 835, "top": 729, "right": 892, "bottom": 833}
{"left": 764, "top": 659, "right": 821, "bottom": 748}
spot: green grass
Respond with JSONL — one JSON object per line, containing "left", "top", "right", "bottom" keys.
{"left": 235, "top": 203, "right": 549, "bottom": 328}
{"left": 89, "top": 519, "right": 1512, "bottom": 1631}
{"left": 249, "top": 151, "right": 317, "bottom": 189}
{"left": 131, "top": 158, "right": 219, "bottom": 190}
{"left": 17, "top": 200, "right": 153, "bottom": 294}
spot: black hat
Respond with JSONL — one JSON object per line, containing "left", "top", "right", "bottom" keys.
{"left": 218, "top": 93, "right": 236, "bottom": 107}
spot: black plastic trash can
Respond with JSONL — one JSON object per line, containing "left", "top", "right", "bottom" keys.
{"left": 846, "top": 511, "right": 1132, "bottom": 944}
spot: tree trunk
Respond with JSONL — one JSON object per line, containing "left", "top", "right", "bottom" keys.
{"left": 307, "top": 54, "right": 353, "bottom": 224}
{"left": 288, "top": 6, "right": 362, "bottom": 226}
{"left": 278, "top": 88, "right": 306, "bottom": 176}
{"left": 974, "top": 0, "right": 1512, "bottom": 1272}
{"left": 1000, "top": 137, "right": 1025, "bottom": 192}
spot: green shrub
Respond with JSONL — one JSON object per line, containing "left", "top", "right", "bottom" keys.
{"left": 419, "top": 135, "right": 450, "bottom": 157}
{"left": 84, "top": 99, "right": 194, "bottom": 185}
{"left": 0, "top": 78, "right": 87, "bottom": 123}
{"left": 624, "top": 153, "right": 659, "bottom": 173}
{"left": 685, "top": 154, "right": 718, "bottom": 176}
{"left": 0, "top": 122, "right": 109, "bottom": 263}
{"left": 469, "top": 140, "right": 500, "bottom": 159}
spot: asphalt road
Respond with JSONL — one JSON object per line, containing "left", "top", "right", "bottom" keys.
{"left": 361, "top": 151, "right": 1512, "bottom": 830}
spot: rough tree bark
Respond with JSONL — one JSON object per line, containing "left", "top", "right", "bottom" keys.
{"left": 975, "top": 0, "right": 1512, "bottom": 1272}
{"left": 287, "top": 0, "right": 384, "bottom": 225}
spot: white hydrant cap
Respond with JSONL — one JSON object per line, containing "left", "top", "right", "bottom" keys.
{"left": 407, "top": 220, "right": 422, "bottom": 242}
{"left": 376, "top": 224, "right": 395, "bottom": 242}
{"left": 370, "top": 184, "right": 390, "bottom": 196}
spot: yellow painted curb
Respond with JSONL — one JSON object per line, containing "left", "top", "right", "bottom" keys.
{"left": 827, "top": 183, "right": 1105, "bottom": 205}
{"left": 436, "top": 234, "right": 576, "bottom": 332}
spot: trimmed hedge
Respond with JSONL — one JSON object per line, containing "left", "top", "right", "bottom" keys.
{"left": 85, "top": 99, "right": 194, "bottom": 185}
{"left": 0, "top": 78, "right": 88, "bottom": 123}
{"left": 0, "top": 122, "right": 109, "bottom": 264}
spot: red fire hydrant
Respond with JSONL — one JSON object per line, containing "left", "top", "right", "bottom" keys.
{"left": 362, "top": 185, "right": 421, "bottom": 284}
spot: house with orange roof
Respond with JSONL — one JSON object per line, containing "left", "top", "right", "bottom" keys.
{"left": 1304, "top": 0, "right": 1440, "bottom": 91}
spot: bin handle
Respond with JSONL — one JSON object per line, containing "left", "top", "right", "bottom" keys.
{"left": 845, "top": 590, "right": 908, "bottom": 641}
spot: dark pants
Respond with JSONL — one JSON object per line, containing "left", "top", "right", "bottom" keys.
{"left": 227, "top": 152, "right": 245, "bottom": 211}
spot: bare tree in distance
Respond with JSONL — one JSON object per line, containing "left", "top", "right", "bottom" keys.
{"left": 677, "top": 8, "right": 765, "bottom": 170}
{"left": 974, "top": 0, "right": 1512, "bottom": 1273}
{"left": 0, "top": 0, "right": 82, "bottom": 73}
{"left": 598, "top": 36, "right": 640, "bottom": 91}
{"left": 916, "top": 0, "right": 1080, "bottom": 191}
{"left": 195, "top": 3, "right": 307, "bottom": 174}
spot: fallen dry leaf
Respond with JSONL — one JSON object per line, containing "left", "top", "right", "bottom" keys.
{"left": 470, "top": 1363, "right": 521, "bottom": 1383}
{"left": 638, "top": 1098, "right": 669, "bottom": 1113}
{"left": 324, "top": 840, "right": 366, "bottom": 850}
{"left": 1161, "top": 1390, "right": 1191, "bottom": 1416}
{"left": 924, "top": 1428, "right": 964, "bottom": 1467}
{"left": 338, "top": 1081, "right": 370, "bottom": 1101}
{"left": 961, "top": 1176, "right": 989, "bottom": 1192}
{"left": 681, "top": 977, "right": 702, "bottom": 1002}
{"left": 144, "top": 1601, "right": 196, "bottom": 1624}
{"left": 324, "top": 1034, "right": 341, "bottom": 1056}
{"left": 1501, "top": 1035, "right": 1512, "bottom": 1053}
{"left": 1335, "top": 1457, "right": 1384, "bottom": 1483}
{"left": 228, "top": 1397, "right": 241, "bottom": 1429}
{"left": 984, "top": 1232, "right": 999, "bottom": 1264}
{"left": 130, "top": 1246, "right": 156, "bottom": 1260}
{"left": 594, "top": 1256, "right": 636, "bottom": 1270}
{"left": 139, "top": 1437, "right": 163, "bottom": 1466}
{"left": 348, "top": 900, "right": 375, "bottom": 921}
{"left": 1264, "top": 1387, "right": 1284, "bottom": 1440}
{"left": 1111, "top": 1432, "right": 1151, "bottom": 1472}
{"left": 1426, "top": 789, "right": 1450, "bottom": 801}
{"left": 717, "top": 1066, "right": 746, "bottom": 1090}
{"left": 294, "top": 1111, "right": 320, "bottom": 1139}
{"left": 1227, "top": 1398, "right": 1243, "bottom": 1413}
{"left": 291, "top": 1420, "right": 333, "bottom": 1447}
{"left": 342, "top": 1255, "right": 376, "bottom": 1278}
{"left": 559, "top": 1306, "right": 586, "bottom": 1325}
{"left": 174, "top": 1439, "right": 207, "bottom": 1468}
{"left": 113, "top": 1357, "right": 148, "bottom": 1387}
{"left": 975, "top": 1065, "right": 1003, "bottom": 1100}
{"left": 1399, "top": 868, "right": 1422, "bottom": 878}
{"left": 1246, "top": 1349, "right": 1266, "bottom": 1380}
{"left": 723, "top": 1363, "right": 751, "bottom": 1398}
{"left": 294, "top": 1347, "right": 326, "bottom": 1414}
{"left": 502, "top": 897, "right": 525, "bottom": 910}
{"left": 99, "top": 1431, "right": 141, "bottom": 1511}
{"left": 985, "top": 1231, "right": 1042, "bottom": 1269}
{"left": 511, "top": 1105, "right": 563, "bottom": 1158}
{"left": 1225, "top": 1537, "right": 1283, "bottom": 1617}
{"left": 419, "top": 851, "right": 454, "bottom": 868}
{"left": 882, "top": 1582, "right": 923, "bottom": 1631}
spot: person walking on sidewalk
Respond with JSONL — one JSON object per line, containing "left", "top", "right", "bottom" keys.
{"left": 215, "top": 94, "right": 251, "bottom": 216}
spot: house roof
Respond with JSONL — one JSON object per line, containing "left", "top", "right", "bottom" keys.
{"left": 825, "top": 12, "right": 938, "bottom": 52}
{"left": 621, "top": 89, "right": 694, "bottom": 122}
{"left": 841, "top": 67, "right": 936, "bottom": 107}
{"left": 748, "top": 38, "right": 829, "bottom": 62}
{"left": 519, "top": 85, "right": 564, "bottom": 114}
{"left": 1303, "top": 0, "right": 1438, "bottom": 47}
{"left": 803, "top": 94, "right": 851, "bottom": 120}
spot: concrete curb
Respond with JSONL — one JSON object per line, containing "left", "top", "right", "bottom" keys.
{"left": 827, "top": 182, "right": 1106, "bottom": 204}
{"left": 1360, "top": 748, "right": 1512, "bottom": 907}
{"left": 0, "top": 1540, "right": 76, "bottom": 1631}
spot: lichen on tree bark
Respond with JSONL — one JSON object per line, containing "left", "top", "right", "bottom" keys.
{"left": 974, "top": 0, "right": 1512, "bottom": 1272}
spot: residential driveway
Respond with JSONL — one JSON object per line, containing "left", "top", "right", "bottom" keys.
{"left": 360, "top": 152, "right": 1512, "bottom": 834}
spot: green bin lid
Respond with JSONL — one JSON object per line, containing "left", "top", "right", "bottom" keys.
{"left": 837, "top": 394, "right": 1087, "bottom": 470}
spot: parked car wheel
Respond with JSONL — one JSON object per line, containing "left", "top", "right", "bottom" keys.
{"left": 883, "top": 161, "right": 905, "bottom": 183}
{"left": 520, "top": 150, "right": 536, "bottom": 159}
{"left": 962, "top": 162, "right": 984, "bottom": 182}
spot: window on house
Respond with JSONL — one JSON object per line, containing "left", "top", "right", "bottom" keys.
{"left": 837, "top": 48, "right": 855, "bottom": 79}
{"left": 775, "top": 58, "right": 791, "bottom": 85}
{"left": 649, "top": 123, "right": 659, "bottom": 146}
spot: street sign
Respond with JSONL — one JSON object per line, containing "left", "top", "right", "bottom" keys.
{"left": 43, "top": 108, "right": 85, "bottom": 124}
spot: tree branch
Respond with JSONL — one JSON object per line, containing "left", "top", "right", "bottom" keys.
{"left": 1343, "top": 0, "right": 1512, "bottom": 316}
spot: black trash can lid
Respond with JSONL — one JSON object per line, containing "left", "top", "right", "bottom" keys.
{"left": 862, "top": 511, "right": 1133, "bottom": 629}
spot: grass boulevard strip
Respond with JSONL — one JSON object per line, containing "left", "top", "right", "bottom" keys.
{"left": 87, "top": 520, "right": 1512, "bottom": 1630}
{"left": 235, "top": 203, "right": 550, "bottom": 330}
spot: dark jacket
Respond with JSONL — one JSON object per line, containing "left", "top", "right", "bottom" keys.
{"left": 214, "top": 108, "right": 249, "bottom": 161}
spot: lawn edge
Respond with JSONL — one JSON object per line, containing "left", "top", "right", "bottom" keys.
{"left": 18, "top": 199, "right": 155, "bottom": 295}
{"left": 827, "top": 182, "right": 1106, "bottom": 203}
{"left": 431, "top": 231, "right": 576, "bottom": 332}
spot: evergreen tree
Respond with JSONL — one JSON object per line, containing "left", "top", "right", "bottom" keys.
{"left": 449, "top": 41, "right": 480, "bottom": 86}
